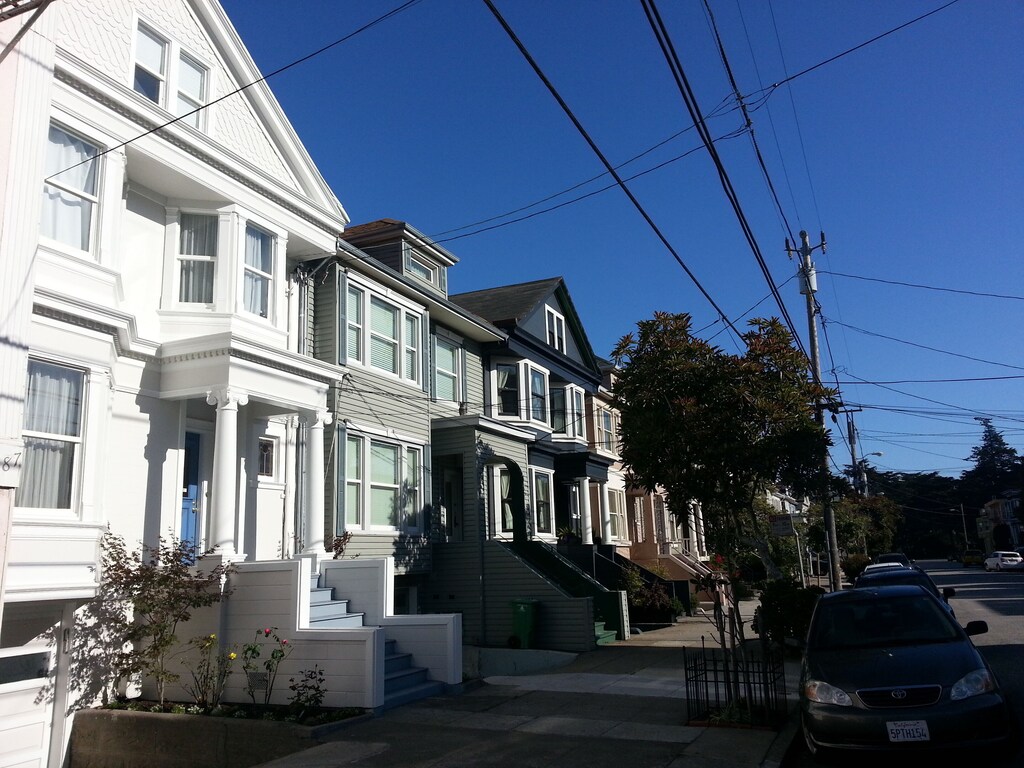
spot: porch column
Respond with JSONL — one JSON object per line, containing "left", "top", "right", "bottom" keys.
{"left": 578, "top": 477, "right": 593, "bottom": 545}
{"left": 599, "top": 481, "right": 612, "bottom": 544}
{"left": 206, "top": 388, "right": 248, "bottom": 558}
{"left": 694, "top": 502, "right": 707, "bottom": 557}
{"left": 301, "top": 408, "right": 333, "bottom": 555}
{"left": 687, "top": 501, "right": 699, "bottom": 554}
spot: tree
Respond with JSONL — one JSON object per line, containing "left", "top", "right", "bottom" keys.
{"left": 960, "top": 419, "right": 1019, "bottom": 510}
{"left": 611, "top": 312, "right": 832, "bottom": 641}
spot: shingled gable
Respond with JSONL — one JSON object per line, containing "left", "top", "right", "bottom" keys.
{"left": 169, "top": 0, "right": 348, "bottom": 222}
{"left": 450, "top": 277, "right": 603, "bottom": 374}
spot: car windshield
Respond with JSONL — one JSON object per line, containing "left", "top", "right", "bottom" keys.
{"left": 809, "top": 594, "right": 959, "bottom": 650}
{"left": 855, "top": 572, "right": 940, "bottom": 598}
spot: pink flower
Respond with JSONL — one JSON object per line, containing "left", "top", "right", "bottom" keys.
{"left": 281, "top": 639, "right": 288, "bottom": 645}
{"left": 264, "top": 628, "right": 272, "bottom": 636}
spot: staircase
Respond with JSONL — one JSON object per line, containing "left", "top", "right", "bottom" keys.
{"left": 307, "top": 573, "right": 444, "bottom": 709}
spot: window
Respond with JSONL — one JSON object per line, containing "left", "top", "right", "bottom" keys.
{"left": 435, "top": 337, "right": 459, "bottom": 402}
{"left": 258, "top": 438, "right": 275, "bottom": 478}
{"left": 596, "top": 406, "right": 618, "bottom": 453}
{"left": 530, "top": 368, "right": 547, "bottom": 422}
{"left": 404, "top": 315, "right": 420, "bottom": 383}
{"left": 134, "top": 24, "right": 166, "bottom": 103}
{"left": 347, "top": 286, "right": 363, "bottom": 361}
{"left": 16, "top": 360, "right": 85, "bottom": 510}
{"left": 551, "top": 385, "right": 586, "bottom": 438}
{"left": 347, "top": 286, "right": 423, "bottom": 382}
{"left": 496, "top": 363, "right": 519, "bottom": 417}
{"left": 134, "top": 22, "right": 208, "bottom": 129}
{"left": 243, "top": 224, "right": 273, "bottom": 318}
{"left": 178, "top": 213, "right": 217, "bottom": 303}
{"left": 608, "top": 489, "right": 627, "bottom": 540}
{"left": 498, "top": 468, "right": 513, "bottom": 533}
{"left": 546, "top": 308, "right": 566, "bottom": 353}
{"left": 41, "top": 124, "right": 99, "bottom": 252}
{"left": 406, "top": 253, "right": 434, "bottom": 283}
{"left": 176, "top": 54, "right": 207, "bottom": 127}
{"left": 533, "top": 470, "right": 552, "bottom": 534}
{"left": 346, "top": 434, "right": 422, "bottom": 530}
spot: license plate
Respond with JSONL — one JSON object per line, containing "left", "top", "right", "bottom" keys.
{"left": 887, "top": 720, "right": 930, "bottom": 742}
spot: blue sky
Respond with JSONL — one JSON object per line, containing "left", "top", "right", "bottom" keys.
{"left": 221, "top": 0, "right": 1023, "bottom": 480}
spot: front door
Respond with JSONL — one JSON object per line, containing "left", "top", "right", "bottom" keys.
{"left": 180, "top": 432, "right": 201, "bottom": 552}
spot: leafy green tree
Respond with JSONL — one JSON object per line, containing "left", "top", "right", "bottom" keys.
{"left": 960, "top": 419, "right": 1019, "bottom": 510}
{"left": 611, "top": 312, "right": 832, "bottom": 643}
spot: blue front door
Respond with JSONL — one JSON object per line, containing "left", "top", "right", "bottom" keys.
{"left": 180, "top": 432, "right": 201, "bottom": 552}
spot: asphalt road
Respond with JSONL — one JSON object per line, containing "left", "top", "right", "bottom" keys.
{"left": 781, "top": 559, "right": 1024, "bottom": 767}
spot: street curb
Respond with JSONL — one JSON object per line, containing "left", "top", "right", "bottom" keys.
{"left": 760, "top": 705, "right": 800, "bottom": 768}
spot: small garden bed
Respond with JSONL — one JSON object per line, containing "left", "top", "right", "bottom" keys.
{"left": 100, "top": 698, "right": 366, "bottom": 727}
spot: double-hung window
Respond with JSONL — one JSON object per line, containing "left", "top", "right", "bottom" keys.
{"left": 134, "top": 22, "right": 209, "bottom": 129}
{"left": 551, "top": 385, "right": 586, "bottom": 439}
{"left": 243, "top": 224, "right": 273, "bottom": 318}
{"left": 347, "top": 285, "right": 423, "bottom": 383}
{"left": 496, "top": 363, "right": 519, "bottom": 417}
{"left": 42, "top": 124, "right": 99, "bottom": 253}
{"left": 529, "top": 368, "right": 547, "bottom": 423}
{"left": 178, "top": 213, "right": 217, "bottom": 303}
{"left": 532, "top": 470, "right": 552, "bottom": 534}
{"left": 596, "top": 406, "right": 618, "bottom": 453}
{"left": 16, "top": 360, "right": 85, "bottom": 510}
{"left": 346, "top": 434, "right": 422, "bottom": 530}
{"left": 608, "top": 488, "right": 627, "bottom": 540}
{"left": 546, "top": 308, "right": 566, "bottom": 353}
{"left": 435, "top": 337, "right": 460, "bottom": 402}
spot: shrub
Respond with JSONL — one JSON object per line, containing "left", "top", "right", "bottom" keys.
{"left": 841, "top": 553, "right": 871, "bottom": 582}
{"left": 755, "top": 579, "right": 825, "bottom": 648}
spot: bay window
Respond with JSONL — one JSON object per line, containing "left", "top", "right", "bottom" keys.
{"left": 550, "top": 384, "right": 586, "bottom": 439}
{"left": 16, "top": 360, "right": 85, "bottom": 510}
{"left": 530, "top": 368, "right": 547, "bottom": 422}
{"left": 178, "top": 213, "right": 217, "bottom": 303}
{"left": 41, "top": 124, "right": 99, "bottom": 253}
{"left": 496, "top": 363, "right": 519, "bottom": 417}
{"left": 243, "top": 224, "right": 273, "bottom": 318}
{"left": 346, "top": 284, "right": 423, "bottom": 383}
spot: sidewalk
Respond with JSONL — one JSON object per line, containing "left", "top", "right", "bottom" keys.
{"left": 255, "top": 603, "right": 801, "bottom": 768}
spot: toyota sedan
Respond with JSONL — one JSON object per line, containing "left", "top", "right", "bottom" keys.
{"left": 800, "top": 585, "right": 1015, "bottom": 760}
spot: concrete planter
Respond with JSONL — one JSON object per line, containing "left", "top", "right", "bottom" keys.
{"left": 69, "top": 708, "right": 370, "bottom": 768}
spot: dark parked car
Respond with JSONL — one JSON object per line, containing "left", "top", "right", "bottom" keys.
{"left": 854, "top": 567, "right": 956, "bottom": 615}
{"left": 874, "top": 552, "right": 913, "bottom": 568}
{"left": 800, "top": 585, "right": 1015, "bottom": 760}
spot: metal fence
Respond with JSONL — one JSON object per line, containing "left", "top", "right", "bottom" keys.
{"left": 683, "top": 641, "right": 788, "bottom": 729}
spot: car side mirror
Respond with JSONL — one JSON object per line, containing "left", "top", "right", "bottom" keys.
{"left": 964, "top": 620, "right": 988, "bottom": 636}
{"left": 943, "top": 587, "right": 955, "bottom": 599}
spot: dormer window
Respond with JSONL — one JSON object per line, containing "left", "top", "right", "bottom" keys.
{"left": 403, "top": 248, "right": 448, "bottom": 295}
{"left": 546, "top": 308, "right": 566, "bottom": 353}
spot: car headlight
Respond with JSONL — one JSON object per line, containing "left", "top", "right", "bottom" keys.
{"left": 804, "top": 679, "right": 853, "bottom": 707}
{"left": 951, "top": 669, "right": 995, "bottom": 701}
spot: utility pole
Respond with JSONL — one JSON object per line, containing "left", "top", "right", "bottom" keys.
{"left": 787, "top": 230, "right": 842, "bottom": 592}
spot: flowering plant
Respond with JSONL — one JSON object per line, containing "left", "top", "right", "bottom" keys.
{"left": 241, "top": 627, "right": 292, "bottom": 706}
{"left": 180, "top": 633, "right": 236, "bottom": 710}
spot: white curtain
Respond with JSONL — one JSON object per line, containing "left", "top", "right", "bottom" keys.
{"left": 500, "top": 469, "right": 513, "bottom": 532}
{"left": 41, "top": 126, "right": 97, "bottom": 251}
{"left": 16, "top": 361, "right": 83, "bottom": 509}
{"left": 179, "top": 214, "right": 217, "bottom": 303}
{"left": 243, "top": 226, "right": 271, "bottom": 317}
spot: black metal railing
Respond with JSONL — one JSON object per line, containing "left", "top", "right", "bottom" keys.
{"left": 684, "top": 641, "right": 788, "bottom": 729}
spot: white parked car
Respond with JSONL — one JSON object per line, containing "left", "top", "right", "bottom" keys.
{"left": 984, "top": 551, "right": 1023, "bottom": 571}
{"left": 861, "top": 562, "right": 910, "bottom": 576}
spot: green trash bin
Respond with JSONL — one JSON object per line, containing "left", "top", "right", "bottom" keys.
{"left": 509, "top": 599, "right": 539, "bottom": 649}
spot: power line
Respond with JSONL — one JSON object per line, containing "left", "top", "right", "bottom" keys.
{"left": 51, "top": 0, "right": 423, "bottom": 178}
{"left": 818, "top": 270, "right": 1024, "bottom": 301}
{"left": 836, "top": 375, "right": 1024, "bottom": 385}
{"left": 638, "top": 0, "right": 805, "bottom": 358}
{"left": 824, "top": 317, "right": 1024, "bottom": 372}
{"left": 481, "top": 0, "right": 744, "bottom": 345}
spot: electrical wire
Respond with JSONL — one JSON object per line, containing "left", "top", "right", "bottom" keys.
{"left": 480, "top": 0, "right": 744, "bottom": 346}
{"left": 818, "top": 270, "right": 1024, "bottom": 301}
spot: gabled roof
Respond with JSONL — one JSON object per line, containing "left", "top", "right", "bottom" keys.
{"left": 449, "top": 277, "right": 563, "bottom": 328}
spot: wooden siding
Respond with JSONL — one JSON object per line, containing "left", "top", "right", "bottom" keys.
{"left": 336, "top": 366, "right": 430, "bottom": 442}
{"left": 312, "top": 262, "right": 340, "bottom": 364}
{"left": 343, "top": 532, "right": 432, "bottom": 575}
{"left": 421, "top": 541, "right": 596, "bottom": 652}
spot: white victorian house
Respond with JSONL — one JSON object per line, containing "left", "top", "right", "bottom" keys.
{"left": 0, "top": 3, "right": 461, "bottom": 767}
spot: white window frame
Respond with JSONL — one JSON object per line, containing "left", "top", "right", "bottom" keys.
{"left": 176, "top": 211, "right": 218, "bottom": 305}
{"left": 345, "top": 432, "right": 423, "bottom": 532}
{"left": 257, "top": 437, "right": 277, "bottom": 480}
{"left": 608, "top": 487, "right": 627, "bottom": 542}
{"left": 434, "top": 335, "right": 461, "bottom": 403}
{"left": 528, "top": 365, "right": 548, "bottom": 425}
{"left": 242, "top": 222, "right": 275, "bottom": 320}
{"left": 545, "top": 307, "right": 566, "bottom": 353}
{"left": 346, "top": 279, "right": 425, "bottom": 386}
{"left": 132, "top": 18, "right": 210, "bottom": 130}
{"left": 531, "top": 468, "right": 554, "bottom": 535}
{"left": 41, "top": 123, "right": 101, "bottom": 256}
{"left": 550, "top": 384, "right": 586, "bottom": 440}
{"left": 15, "top": 359, "right": 86, "bottom": 513}
{"left": 492, "top": 360, "right": 550, "bottom": 428}
{"left": 494, "top": 361, "right": 520, "bottom": 418}
{"left": 595, "top": 405, "right": 619, "bottom": 454}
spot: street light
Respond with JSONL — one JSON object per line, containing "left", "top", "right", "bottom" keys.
{"left": 859, "top": 452, "right": 883, "bottom": 496}
{"left": 951, "top": 504, "right": 968, "bottom": 548}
